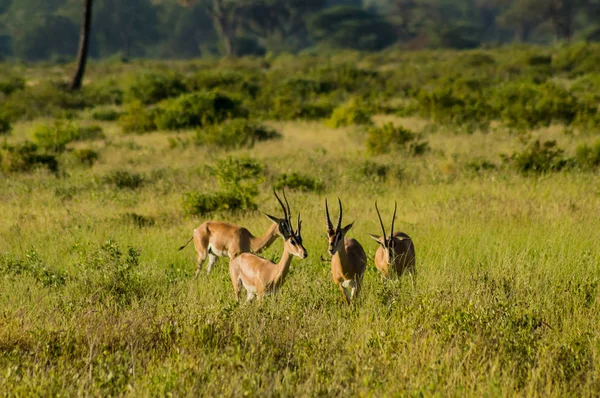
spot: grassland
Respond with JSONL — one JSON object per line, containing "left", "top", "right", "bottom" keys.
{"left": 1, "top": 47, "right": 600, "bottom": 396}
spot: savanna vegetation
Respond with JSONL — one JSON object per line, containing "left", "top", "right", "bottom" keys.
{"left": 1, "top": 45, "right": 600, "bottom": 395}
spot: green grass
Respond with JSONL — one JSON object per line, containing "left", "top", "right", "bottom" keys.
{"left": 1, "top": 51, "right": 600, "bottom": 395}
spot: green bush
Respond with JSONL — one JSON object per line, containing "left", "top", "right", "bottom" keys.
{"left": 84, "top": 79, "right": 124, "bottom": 106}
{"left": 119, "top": 101, "right": 157, "bottom": 133}
{"left": 0, "top": 112, "right": 11, "bottom": 135}
{"left": 2, "top": 83, "right": 87, "bottom": 121}
{"left": 32, "top": 121, "right": 105, "bottom": 152}
{"left": 155, "top": 91, "right": 245, "bottom": 131}
{"left": 274, "top": 172, "right": 324, "bottom": 192}
{"left": 184, "top": 157, "right": 264, "bottom": 216}
{"left": 72, "top": 148, "right": 99, "bottom": 166}
{"left": 91, "top": 108, "right": 122, "bottom": 121}
{"left": 104, "top": 170, "right": 145, "bottom": 190}
{"left": 76, "top": 239, "right": 144, "bottom": 306}
{"left": 416, "top": 78, "right": 495, "bottom": 130}
{"left": 492, "top": 81, "right": 592, "bottom": 130}
{"left": 0, "top": 76, "right": 26, "bottom": 96}
{"left": 0, "top": 142, "right": 58, "bottom": 173}
{"left": 0, "top": 250, "right": 67, "bottom": 288}
{"left": 182, "top": 190, "right": 246, "bottom": 216}
{"left": 366, "top": 123, "right": 415, "bottom": 155}
{"left": 464, "top": 158, "right": 497, "bottom": 172}
{"left": 509, "top": 140, "right": 569, "bottom": 174}
{"left": 269, "top": 95, "right": 334, "bottom": 121}
{"left": 195, "top": 119, "right": 280, "bottom": 149}
{"left": 326, "top": 99, "right": 373, "bottom": 128}
{"left": 554, "top": 43, "right": 600, "bottom": 76}
{"left": 575, "top": 140, "right": 600, "bottom": 170}
{"left": 187, "top": 70, "right": 260, "bottom": 98}
{"left": 122, "top": 212, "right": 155, "bottom": 228}
{"left": 355, "top": 160, "right": 391, "bottom": 182}
{"left": 125, "top": 71, "right": 187, "bottom": 105}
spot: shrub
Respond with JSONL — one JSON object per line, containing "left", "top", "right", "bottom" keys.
{"left": 195, "top": 119, "right": 280, "bottom": 149}
{"left": 269, "top": 95, "right": 334, "bottom": 121}
{"left": 155, "top": 91, "right": 245, "bottom": 131}
{"left": 122, "top": 212, "right": 155, "bottom": 228}
{"left": 0, "top": 250, "right": 67, "bottom": 288}
{"left": 119, "top": 101, "right": 157, "bottom": 133}
{"left": 575, "top": 139, "right": 600, "bottom": 170}
{"left": 274, "top": 172, "right": 324, "bottom": 192}
{"left": 356, "top": 161, "right": 391, "bottom": 182}
{"left": 0, "top": 142, "right": 58, "bottom": 173}
{"left": 182, "top": 191, "right": 246, "bottom": 216}
{"left": 509, "top": 140, "right": 569, "bottom": 174}
{"left": 76, "top": 239, "right": 144, "bottom": 306}
{"left": 104, "top": 170, "right": 145, "bottom": 190}
{"left": 366, "top": 123, "right": 415, "bottom": 155}
{"left": 0, "top": 76, "right": 26, "bottom": 96}
{"left": 91, "top": 108, "right": 122, "bottom": 121}
{"left": 0, "top": 113, "right": 11, "bottom": 135}
{"left": 84, "top": 79, "right": 124, "bottom": 106}
{"left": 416, "top": 78, "right": 495, "bottom": 130}
{"left": 554, "top": 43, "right": 600, "bottom": 76}
{"left": 326, "top": 99, "right": 373, "bottom": 128}
{"left": 32, "top": 121, "right": 105, "bottom": 152}
{"left": 184, "top": 157, "right": 264, "bottom": 216}
{"left": 492, "top": 81, "right": 592, "bottom": 130}
{"left": 187, "top": 70, "right": 260, "bottom": 98}
{"left": 2, "top": 83, "right": 87, "bottom": 121}
{"left": 464, "top": 158, "right": 497, "bottom": 172}
{"left": 125, "top": 71, "right": 187, "bottom": 105}
{"left": 72, "top": 148, "right": 99, "bottom": 166}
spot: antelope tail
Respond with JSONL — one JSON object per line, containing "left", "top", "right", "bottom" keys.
{"left": 178, "top": 236, "right": 194, "bottom": 251}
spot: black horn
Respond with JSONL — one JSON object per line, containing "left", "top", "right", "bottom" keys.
{"left": 297, "top": 212, "right": 302, "bottom": 235}
{"left": 282, "top": 186, "right": 292, "bottom": 223}
{"left": 375, "top": 200, "right": 387, "bottom": 245}
{"left": 273, "top": 189, "right": 288, "bottom": 220}
{"left": 337, "top": 198, "right": 343, "bottom": 230}
{"left": 390, "top": 200, "right": 397, "bottom": 240}
{"left": 325, "top": 199, "right": 334, "bottom": 230}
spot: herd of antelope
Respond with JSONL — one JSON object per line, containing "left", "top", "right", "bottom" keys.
{"left": 179, "top": 189, "right": 416, "bottom": 304}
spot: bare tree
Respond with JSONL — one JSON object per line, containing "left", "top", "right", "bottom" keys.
{"left": 71, "top": 0, "right": 93, "bottom": 91}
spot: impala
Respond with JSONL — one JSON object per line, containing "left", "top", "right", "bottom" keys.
{"left": 178, "top": 190, "right": 292, "bottom": 278}
{"left": 325, "top": 198, "right": 367, "bottom": 305}
{"left": 229, "top": 191, "right": 307, "bottom": 302}
{"left": 368, "top": 201, "right": 416, "bottom": 279}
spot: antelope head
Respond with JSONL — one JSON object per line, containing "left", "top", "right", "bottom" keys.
{"left": 269, "top": 188, "right": 307, "bottom": 259}
{"left": 369, "top": 201, "right": 410, "bottom": 265}
{"left": 284, "top": 211, "right": 308, "bottom": 259}
{"left": 325, "top": 198, "right": 354, "bottom": 256}
{"left": 265, "top": 188, "right": 294, "bottom": 238}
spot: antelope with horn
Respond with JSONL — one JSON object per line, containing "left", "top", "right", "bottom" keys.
{"left": 369, "top": 201, "right": 416, "bottom": 279}
{"left": 229, "top": 190, "right": 307, "bottom": 302}
{"left": 325, "top": 198, "right": 367, "bottom": 305}
{"left": 178, "top": 191, "right": 291, "bottom": 278}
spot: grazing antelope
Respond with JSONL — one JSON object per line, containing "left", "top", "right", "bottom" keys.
{"left": 368, "top": 201, "right": 416, "bottom": 279}
{"left": 325, "top": 198, "right": 367, "bottom": 305}
{"left": 178, "top": 191, "right": 292, "bottom": 278}
{"left": 229, "top": 191, "right": 307, "bottom": 302}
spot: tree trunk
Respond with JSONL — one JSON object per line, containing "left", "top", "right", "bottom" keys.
{"left": 71, "top": 0, "right": 93, "bottom": 91}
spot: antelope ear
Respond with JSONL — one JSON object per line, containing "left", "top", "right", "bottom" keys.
{"left": 342, "top": 222, "right": 354, "bottom": 235}
{"left": 368, "top": 233, "right": 382, "bottom": 243}
{"left": 264, "top": 213, "right": 283, "bottom": 224}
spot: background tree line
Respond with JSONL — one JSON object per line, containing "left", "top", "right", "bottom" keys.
{"left": 0, "top": 0, "right": 599, "bottom": 61}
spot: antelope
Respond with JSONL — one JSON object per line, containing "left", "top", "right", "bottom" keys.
{"left": 178, "top": 191, "right": 291, "bottom": 278}
{"left": 368, "top": 201, "right": 416, "bottom": 279}
{"left": 229, "top": 190, "right": 307, "bottom": 302}
{"left": 325, "top": 198, "right": 367, "bottom": 305}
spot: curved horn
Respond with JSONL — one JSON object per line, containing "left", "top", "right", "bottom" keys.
{"left": 282, "top": 186, "right": 292, "bottom": 223}
{"left": 390, "top": 200, "right": 397, "bottom": 239}
{"left": 337, "top": 198, "right": 343, "bottom": 230}
{"left": 273, "top": 189, "right": 288, "bottom": 220}
{"left": 375, "top": 200, "right": 387, "bottom": 244}
{"left": 325, "top": 199, "right": 333, "bottom": 230}
{"left": 297, "top": 212, "right": 302, "bottom": 235}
